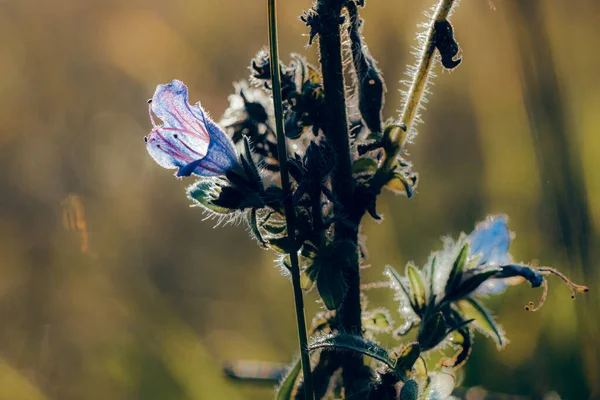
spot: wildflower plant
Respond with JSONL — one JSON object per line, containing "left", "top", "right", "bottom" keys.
{"left": 143, "top": 0, "right": 588, "bottom": 399}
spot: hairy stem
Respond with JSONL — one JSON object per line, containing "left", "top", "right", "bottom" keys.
{"left": 369, "top": 0, "right": 456, "bottom": 195}
{"left": 316, "top": 0, "right": 365, "bottom": 395}
{"left": 267, "top": 1, "right": 314, "bottom": 398}
{"left": 399, "top": 0, "right": 455, "bottom": 138}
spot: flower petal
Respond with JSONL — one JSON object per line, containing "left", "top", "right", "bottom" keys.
{"left": 468, "top": 215, "right": 512, "bottom": 266}
{"left": 151, "top": 80, "right": 210, "bottom": 142}
{"left": 176, "top": 120, "right": 238, "bottom": 177}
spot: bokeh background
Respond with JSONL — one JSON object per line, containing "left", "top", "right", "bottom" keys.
{"left": 0, "top": 0, "right": 599, "bottom": 398}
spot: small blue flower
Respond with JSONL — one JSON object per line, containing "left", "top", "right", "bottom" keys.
{"left": 466, "top": 215, "right": 518, "bottom": 295}
{"left": 467, "top": 215, "right": 512, "bottom": 267}
{"left": 145, "top": 80, "right": 239, "bottom": 177}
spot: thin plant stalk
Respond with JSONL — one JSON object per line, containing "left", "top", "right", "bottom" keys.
{"left": 399, "top": 0, "right": 455, "bottom": 137}
{"left": 267, "top": 1, "right": 315, "bottom": 399}
{"left": 374, "top": 0, "right": 456, "bottom": 184}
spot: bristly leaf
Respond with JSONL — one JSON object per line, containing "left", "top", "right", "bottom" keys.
{"left": 457, "top": 297, "right": 506, "bottom": 349}
{"left": 276, "top": 358, "right": 302, "bottom": 400}
{"left": 308, "top": 333, "right": 395, "bottom": 369}
{"left": 445, "top": 242, "right": 469, "bottom": 296}
{"left": 241, "top": 136, "right": 262, "bottom": 185}
{"left": 300, "top": 263, "right": 319, "bottom": 291}
{"left": 384, "top": 172, "right": 415, "bottom": 198}
{"left": 314, "top": 241, "right": 356, "bottom": 310}
{"left": 393, "top": 342, "right": 421, "bottom": 379}
{"left": 385, "top": 265, "right": 420, "bottom": 321}
{"left": 247, "top": 208, "right": 268, "bottom": 248}
{"left": 399, "top": 379, "right": 419, "bottom": 400}
{"left": 352, "top": 158, "right": 379, "bottom": 175}
{"left": 417, "top": 312, "right": 447, "bottom": 351}
{"left": 317, "top": 262, "right": 348, "bottom": 310}
{"left": 406, "top": 263, "right": 426, "bottom": 313}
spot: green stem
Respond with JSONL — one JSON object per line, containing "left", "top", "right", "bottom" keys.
{"left": 267, "top": 1, "right": 314, "bottom": 399}
{"left": 399, "top": 0, "right": 455, "bottom": 138}
{"left": 370, "top": 0, "right": 456, "bottom": 193}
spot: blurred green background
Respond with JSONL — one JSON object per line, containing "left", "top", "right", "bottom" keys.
{"left": 0, "top": 0, "right": 598, "bottom": 398}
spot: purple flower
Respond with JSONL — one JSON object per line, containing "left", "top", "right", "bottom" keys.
{"left": 145, "top": 80, "right": 239, "bottom": 177}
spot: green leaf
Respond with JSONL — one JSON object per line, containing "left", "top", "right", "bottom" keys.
{"left": 457, "top": 297, "right": 506, "bottom": 349}
{"left": 314, "top": 241, "right": 357, "bottom": 310}
{"left": 399, "top": 380, "right": 419, "bottom": 400}
{"left": 384, "top": 172, "right": 414, "bottom": 197}
{"left": 385, "top": 265, "right": 416, "bottom": 312}
{"left": 352, "top": 158, "right": 379, "bottom": 174}
{"left": 276, "top": 358, "right": 302, "bottom": 400}
{"left": 300, "top": 263, "right": 319, "bottom": 291}
{"left": 445, "top": 242, "right": 469, "bottom": 296}
{"left": 186, "top": 180, "right": 231, "bottom": 215}
{"left": 317, "top": 261, "right": 347, "bottom": 310}
{"left": 308, "top": 333, "right": 394, "bottom": 369}
{"left": 363, "top": 309, "right": 394, "bottom": 332}
{"left": 417, "top": 312, "right": 447, "bottom": 351}
{"left": 247, "top": 208, "right": 267, "bottom": 248}
{"left": 406, "top": 264, "right": 426, "bottom": 312}
{"left": 393, "top": 342, "right": 421, "bottom": 378}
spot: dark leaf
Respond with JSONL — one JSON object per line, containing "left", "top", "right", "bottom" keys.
{"left": 317, "top": 261, "right": 348, "bottom": 310}
{"left": 417, "top": 312, "right": 447, "bottom": 351}
{"left": 445, "top": 243, "right": 469, "bottom": 296}
{"left": 308, "top": 333, "right": 394, "bottom": 369}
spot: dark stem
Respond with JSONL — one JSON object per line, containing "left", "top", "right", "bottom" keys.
{"left": 267, "top": 1, "right": 315, "bottom": 398}
{"left": 316, "top": 0, "right": 365, "bottom": 394}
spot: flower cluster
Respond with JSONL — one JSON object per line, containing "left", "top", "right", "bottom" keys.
{"left": 385, "top": 215, "right": 588, "bottom": 367}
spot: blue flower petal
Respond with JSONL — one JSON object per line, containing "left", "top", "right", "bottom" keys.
{"left": 468, "top": 215, "right": 512, "bottom": 266}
